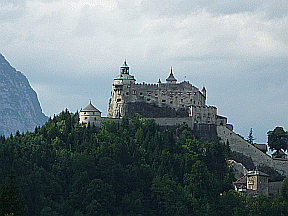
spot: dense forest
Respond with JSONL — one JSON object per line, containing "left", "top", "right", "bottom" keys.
{"left": 0, "top": 110, "right": 288, "bottom": 216}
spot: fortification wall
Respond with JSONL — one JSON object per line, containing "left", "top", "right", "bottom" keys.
{"left": 149, "top": 117, "right": 194, "bottom": 129}
{"left": 217, "top": 126, "right": 288, "bottom": 176}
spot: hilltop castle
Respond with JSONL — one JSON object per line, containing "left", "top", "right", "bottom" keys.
{"left": 79, "top": 60, "right": 288, "bottom": 194}
{"left": 106, "top": 60, "right": 229, "bottom": 129}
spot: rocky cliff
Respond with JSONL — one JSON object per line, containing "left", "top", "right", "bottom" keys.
{"left": 0, "top": 54, "right": 48, "bottom": 136}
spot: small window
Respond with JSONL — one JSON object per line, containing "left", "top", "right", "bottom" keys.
{"left": 170, "top": 101, "right": 173, "bottom": 104}
{"left": 155, "top": 94, "right": 158, "bottom": 97}
{"left": 181, "top": 99, "right": 183, "bottom": 102}
{"left": 117, "top": 98, "right": 121, "bottom": 102}
{"left": 85, "top": 117, "right": 87, "bottom": 120}
{"left": 126, "top": 92, "right": 129, "bottom": 95}
{"left": 133, "top": 90, "right": 136, "bottom": 95}
{"left": 162, "top": 100, "right": 166, "bottom": 103}
{"left": 147, "top": 98, "right": 151, "bottom": 101}
{"left": 140, "top": 92, "right": 143, "bottom": 96}
{"left": 84, "top": 112, "right": 86, "bottom": 114}
{"left": 147, "top": 91, "right": 151, "bottom": 96}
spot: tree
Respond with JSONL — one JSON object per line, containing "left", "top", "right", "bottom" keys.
{"left": 267, "top": 127, "right": 288, "bottom": 151}
{"left": 247, "top": 128, "right": 255, "bottom": 145}
{"left": 0, "top": 170, "right": 26, "bottom": 216}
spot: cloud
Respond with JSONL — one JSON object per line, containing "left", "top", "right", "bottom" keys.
{"left": 1, "top": 0, "right": 287, "bottom": 142}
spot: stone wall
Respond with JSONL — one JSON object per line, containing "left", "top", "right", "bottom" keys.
{"left": 269, "top": 181, "right": 283, "bottom": 195}
{"left": 217, "top": 126, "right": 288, "bottom": 176}
{"left": 126, "top": 102, "right": 188, "bottom": 118}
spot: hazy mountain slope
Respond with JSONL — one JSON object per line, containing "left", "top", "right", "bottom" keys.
{"left": 0, "top": 53, "right": 48, "bottom": 136}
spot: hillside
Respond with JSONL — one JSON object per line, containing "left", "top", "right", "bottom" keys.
{"left": 0, "top": 54, "right": 47, "bottom": 136}
{"left": 0, "top": 111, "right": 234, "bottom": 216}
{"left": 1, "top": 111, "right": 288, "bottom": 216}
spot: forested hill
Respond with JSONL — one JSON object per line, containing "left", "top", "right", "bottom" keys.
{"left": 1, "top": 110, "right": 288, "bottom": 216}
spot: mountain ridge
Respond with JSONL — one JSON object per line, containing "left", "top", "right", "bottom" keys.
{"left": 0, "top": 53, "right": 48, "bottom": 136}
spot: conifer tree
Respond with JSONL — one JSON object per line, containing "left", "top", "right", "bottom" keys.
{"left": 0, "top": 170, "right": 26, "bottom": 216}
{"left": 247, "top": 128, "right": 255, "bottom": 145}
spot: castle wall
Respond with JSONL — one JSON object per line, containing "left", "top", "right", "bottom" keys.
{"left": 189, "top": 105, "right": 217, "bottom": 124}
{"left": 108, "top": 79, "right": 207, "bottom": 118}
{"left": 79, "top": 111, "right": 101, "bottom": 127}
{"left": 148, "top": 117, "right": 194, "bottom": 129}
{"left": 269, "top": 181, "right": 283, "bottom": 195}
{"left": 217, "top": 126, "right": 288, "bottom": 176}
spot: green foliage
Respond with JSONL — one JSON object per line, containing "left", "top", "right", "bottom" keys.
{"left": 0, "top": 111, "right": 239, "bottom": 215}
{"left": 247, "top": 128, "right": 255, "bottom": 145}
{"left": 0, "top": 169, "right": 26, "bottom": 216}
{"left": 267, "top": 127, "right": 288, "bottom": 151}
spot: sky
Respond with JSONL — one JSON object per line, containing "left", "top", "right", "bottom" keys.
{"left": 1, "top": 0, "right": 287, "bottom": 144}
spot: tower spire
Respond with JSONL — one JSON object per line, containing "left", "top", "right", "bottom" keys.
{"left": 120, "top": 59, "right": 129, "bottom": 74}
{"left": 166, "top": 66, "right": 177, "bottom": 84}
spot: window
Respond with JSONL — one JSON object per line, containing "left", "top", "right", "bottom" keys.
{"left": 140, "top": 92, "right": 143, "bottom": 96}
{"left": 133, "top": 90, "right": 136, "bottom": 95}
{"left": 85, "top": 117, "right": 87, "bottom": 120}
{"left": 147, "top": 98, "right": 151, "bottom": 102}
{"left": 155, "top": 94, "right": 158, "bottom": 97}
{"left": 126, "top": 92, "right": 129, "bottom": 95}
{"left": 162, "top": 100, "right": 166, "bottom": 103}
{"left": 117, "top": 98, "right": 121, "bottom": 102}
{"left": 181, "top": 99, "right": 183, "bottom": 102}
{"left": 170, "top": 101, "right": 173, "bottom": 104}
{"left": 147, "top": 91, "right": 151, "bottom": 96}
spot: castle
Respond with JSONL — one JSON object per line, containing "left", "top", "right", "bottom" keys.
{"left": 79, "top": 60, "right": 288, "bottom": 181}
{"left": 105, "top": 60, "right": 230, "bottom": 129}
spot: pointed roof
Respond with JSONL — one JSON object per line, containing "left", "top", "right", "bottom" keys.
{"left": 121, "top": 59, "right": 129, "bottom": 67}
{"left": 166, "top": 67, "right": 177, "bottom": 82}
{"left": 82, "top": 101, "right": 101, "bottom": 112}
{"left": 158, "top": 78, "right": 162, "bottom": 84}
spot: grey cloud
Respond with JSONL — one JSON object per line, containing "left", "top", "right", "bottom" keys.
{"left": 0, "top": 1, "right": 26, "bottom": 21}
{"left": 139, "top": 0, "right": 287, "bottom": 19}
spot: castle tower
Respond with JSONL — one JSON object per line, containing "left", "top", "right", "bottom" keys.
{"left": 120, "top": 60, "right": 129, "bottom": 74}
{"left": 79, "top": 101, "right": 101, "bottom": 127}
{"left": 166, "top": 67, "right": 177, "bottom": 84}
{"left": 107, "top": 60, "right": 136, "bottom": 118}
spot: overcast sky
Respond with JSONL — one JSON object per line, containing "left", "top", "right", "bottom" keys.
{"left": 1, "top": 0, "right": 287, "bottom": 143}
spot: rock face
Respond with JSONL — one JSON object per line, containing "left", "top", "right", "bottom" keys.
{"left": 0, "top": 54, "right": 48, "bottom": 136}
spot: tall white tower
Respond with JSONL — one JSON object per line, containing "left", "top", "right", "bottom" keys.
{"left": 107, "top": 60, "right": 136, "bottom": 118}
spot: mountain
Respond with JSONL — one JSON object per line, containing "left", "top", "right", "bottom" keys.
{"left": 0, "top": 53, "right": 48, "bottom": 136}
